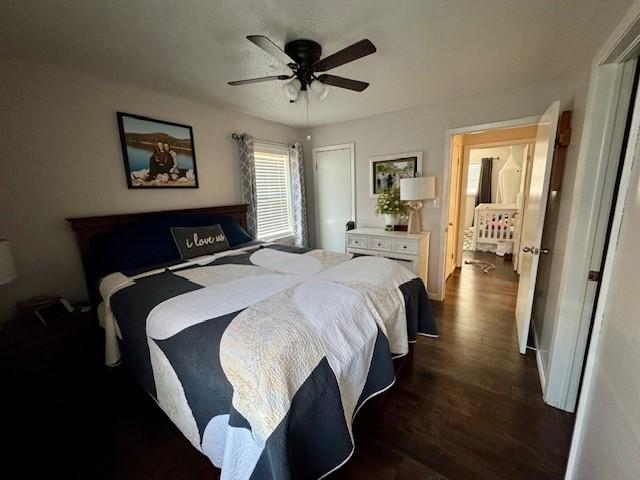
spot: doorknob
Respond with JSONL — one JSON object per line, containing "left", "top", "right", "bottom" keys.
{"left": 530, "top": 247, "right": 549, "bottom": 255}
{"left": 522, "top": 246, "right": 531, "bottom": 253}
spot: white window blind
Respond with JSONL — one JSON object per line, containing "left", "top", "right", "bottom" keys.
{"left": 254, "top": 142, "right": 293, "bottom": 239}
{"left": 466, "top": 162, "right": 481, "bottom": 196}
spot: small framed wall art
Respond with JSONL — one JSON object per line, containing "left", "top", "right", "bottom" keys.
{"left": 369, "top": 151, "right": 422, "bottom": 197}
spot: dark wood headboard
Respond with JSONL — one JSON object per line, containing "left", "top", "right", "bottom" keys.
{"left": 67, "top": 204, "right": 248, "bottom": 303}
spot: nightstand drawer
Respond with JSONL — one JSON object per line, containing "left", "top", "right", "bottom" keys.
{"left": 368, "top": 237, "right": 391, "bottom": 251}
{"left": 347, "top": 235, "right": 367, "bottom": 248}
{"left": 393, "top": 238, "right": 419, "bottom": 255}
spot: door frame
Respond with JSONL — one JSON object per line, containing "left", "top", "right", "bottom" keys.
{"left": 454, "top": 138, "right": 536, "bottom": 269}
{"left": 444, "top": 136, "right": 462, "bottom": 280}
{"left": 439, "top": 115, "right": 540, "bottom": 301}
{"left": 565, "top": 3, "right": 640, "bottom": 478}
{"left": 312, "top": 143, "right": 356, "bottom": 250}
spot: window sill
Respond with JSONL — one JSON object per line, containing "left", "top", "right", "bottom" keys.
{"left": 259, "top": 233, "right": 295, "bottom": 245}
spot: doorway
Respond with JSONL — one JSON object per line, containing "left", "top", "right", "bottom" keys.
{"left": 444, "top": 126, "right": 538, "bottom": 299}
{"left": 442, "top": 104, "right": 563, "bottom": 356}
{"left": 312, "top": 143, "right": 355, "bottom": 252}
{"left": 443, "top": 123, "right": 539, "bottom": 284}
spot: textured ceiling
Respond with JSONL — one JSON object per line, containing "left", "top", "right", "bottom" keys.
{"left": 0, "top": 0, "right": 633, "bottom": 127}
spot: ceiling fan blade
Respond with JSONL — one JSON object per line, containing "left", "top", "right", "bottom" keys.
{"left": 313, "top": 39, "right": 376, "bottom": 72}
{"left": 317, "top": 74, "right": 369, "bottom": 92}
{"left": 247, "top": 35, "right": 297, "bottom": 66}
{"left": 228, "top": 75, "right": 292, "bottom": 86}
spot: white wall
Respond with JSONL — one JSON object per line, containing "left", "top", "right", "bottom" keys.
{"left": 570, "top": 136, "right": 640, "bottom": 479}
{"left": 306, "top": 78, "right": 578, "bottom": 297}
{"left": 0, "top": 59, "right": 301, "bottom": 323}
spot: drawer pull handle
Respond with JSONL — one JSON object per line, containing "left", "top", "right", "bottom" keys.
{"left": 403, "top": 245, "right": 407, "bottom": 249}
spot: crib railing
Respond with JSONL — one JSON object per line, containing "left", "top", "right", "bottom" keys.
{"left": 472, "top": 203, "right": 518, "bottom": 251}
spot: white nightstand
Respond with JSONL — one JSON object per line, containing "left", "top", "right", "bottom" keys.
{"left": 345, "top": 228, "right": 430, "bottom": 290}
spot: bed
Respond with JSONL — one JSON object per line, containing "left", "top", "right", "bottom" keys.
{"left": 471, "top": 203, "right": 518, "bottom": 253}
{"left": 67, "top": 204, "right": 437, "bottom": 480}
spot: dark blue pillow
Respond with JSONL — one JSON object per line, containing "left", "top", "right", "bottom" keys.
{"left": 89, "top": 213, "right": 252, "bottom": 280}
{"left": 206, "top": 215, "right": 252, "bottom": 246}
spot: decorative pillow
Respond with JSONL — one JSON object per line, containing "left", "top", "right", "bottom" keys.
{"left": 171, "top": 224, "right": 230, "bottom": 260}
{"left": 89, "top": 213, "right": 251, "bottom": 281}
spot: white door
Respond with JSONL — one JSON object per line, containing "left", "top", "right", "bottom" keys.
{"left": 515, "top": 101, "right": 560, "bottom": 354}
{"left": 313, "top": 144, "right": 355, "bottom": 252}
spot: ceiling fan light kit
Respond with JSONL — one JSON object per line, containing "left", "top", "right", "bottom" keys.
{"left": 229, "top": 35, "right": 376, "bottom": 103}
{"left": 309, "top": 80, "right": 330, "bottom": 101}
{"left": 283, "top": 78, "right": 302, "bottom": 101}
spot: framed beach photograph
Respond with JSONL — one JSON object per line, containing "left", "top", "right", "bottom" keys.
{"left": 369, "top": 151, "right": 423, "bottom": 197}
{"left": 117, "top": 112, "right": 199, "bottom": 188}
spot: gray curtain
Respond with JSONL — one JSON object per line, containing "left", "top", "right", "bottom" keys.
{"left": 289, "top": 143, "right": 309, "bottom": 247}
{"left": 475, "top": 157, "right": 493, "bottom": 206}
{"left": 237, "top": 134, "right": 258, "bottom": 238}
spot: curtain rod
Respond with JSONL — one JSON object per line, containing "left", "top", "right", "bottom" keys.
{"left": 232, "top": 133, "right": 296, "bottom": 149}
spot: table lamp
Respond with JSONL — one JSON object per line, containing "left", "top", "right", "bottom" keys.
{"left": 400, "top": 176, "right": 436, "bottom": 234}
{"left": 0, "top": 239, "right": 17, "bottom": 286}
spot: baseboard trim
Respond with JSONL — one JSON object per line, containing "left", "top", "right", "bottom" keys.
{"left": 533, "top": 323, "right": 546, "bottom": 393}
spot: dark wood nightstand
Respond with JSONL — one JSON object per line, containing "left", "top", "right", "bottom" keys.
{"left": 0, "top": 308, "right": 103, "bottom": 411}
{"left": 0, "top": 309, "right": 104, "bottom": 477}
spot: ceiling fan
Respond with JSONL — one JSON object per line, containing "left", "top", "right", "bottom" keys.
{"left": 228, "top": 35, "right": 377, "bottom": 102}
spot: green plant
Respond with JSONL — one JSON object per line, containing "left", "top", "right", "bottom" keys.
{"left": 375, "top": 186, "right": 408, "bottom": 216}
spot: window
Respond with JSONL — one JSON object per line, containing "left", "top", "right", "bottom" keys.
{"left": 254, "top": 142, "right": 293, "bottom": 240}
{"left": 466, "top": 162, "right": 481, "bottom": 196}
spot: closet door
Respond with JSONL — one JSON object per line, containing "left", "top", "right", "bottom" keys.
{"left": 313, "top": 144, "right": 355, "bottom": 252}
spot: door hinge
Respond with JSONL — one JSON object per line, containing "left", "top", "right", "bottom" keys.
{"left": 588, "top": 270, "right": 601, "bottom": 282}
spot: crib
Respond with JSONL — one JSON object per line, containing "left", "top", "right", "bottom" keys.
{"left": 471, "top": 203, "right": 518, "bottom": 253}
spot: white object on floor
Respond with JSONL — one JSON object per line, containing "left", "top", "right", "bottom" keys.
{"left": 465, "top": 259, "right": 496, "bottom": 274}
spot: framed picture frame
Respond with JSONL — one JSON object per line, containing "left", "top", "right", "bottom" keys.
{"left": 369, "top": 151, "right": 423, "bottom": 197}
{"left": 117, "top": 112, "right": 199, "bottom": 189}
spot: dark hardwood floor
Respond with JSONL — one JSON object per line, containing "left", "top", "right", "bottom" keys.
{"left": 2, "top": 251, "right": 574, "bottom": 479}
{"left": 333, "top": 251, "right": 574, "bottom": 479}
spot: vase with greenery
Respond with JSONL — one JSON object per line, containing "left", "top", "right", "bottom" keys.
{"left": 375, "top": 187, "right": 408, "bottom": 231}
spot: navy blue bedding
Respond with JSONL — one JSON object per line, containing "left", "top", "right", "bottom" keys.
{"left": 105, "top": 244, "right": 437, "bottom": 479}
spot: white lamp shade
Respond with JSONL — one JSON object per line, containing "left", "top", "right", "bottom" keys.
{"left": 283, "top": 78, "right": 302, "bottom": 101}
{"left": 0, "top": 239, "right": 16, "bottom": 286}
{"left": 309, "top": 80, "right": 330, "bottom": 101}
{"left": 400, "top": 176, "right": 436, "bottom": 201}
